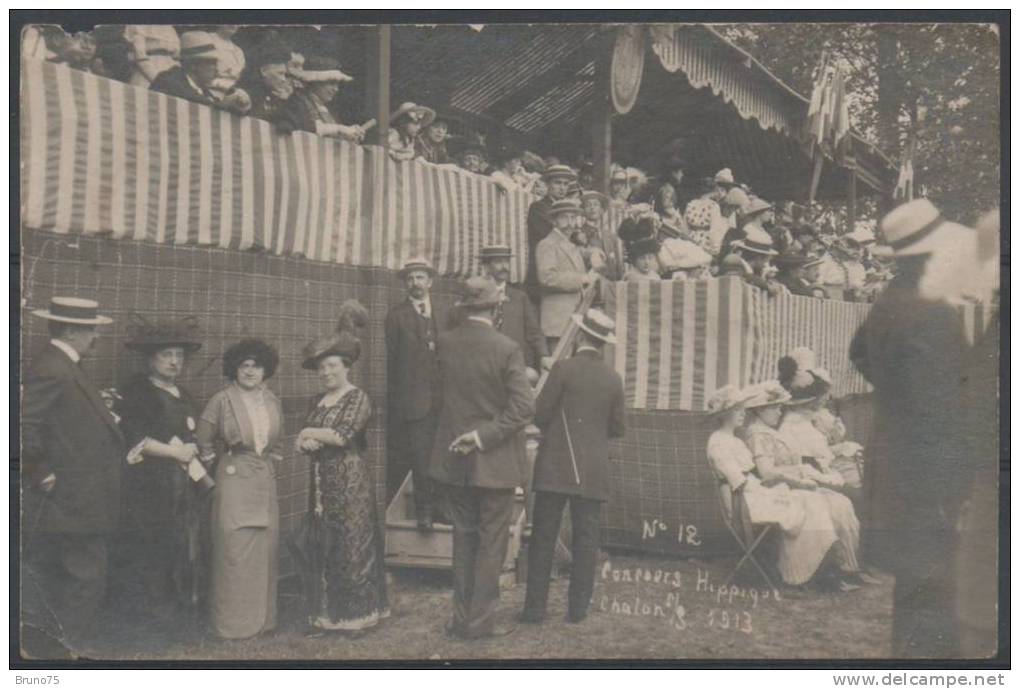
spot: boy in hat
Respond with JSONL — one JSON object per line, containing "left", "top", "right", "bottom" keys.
{"left": 535, "top": 198, "right": 597, "bottom": 351}
{"left": 150, "top": 31, "right": 250, "bottom": 114}
{"left": 384, "top": 258, "right": 446, "bottom": 530}
{"left": 430, "top": 276, "right": 535, "bottom": 639}
{"left": 849, "top": 199, "right": 974, "bottom": 657}
{"left": 521, "top": 309, "right": 625, "bottom": 625}
{"left": 23, "top": 297, "right": 125, "bottom": 654}
{"left": 526, "top": 164, "right": 577, "bottom": 305}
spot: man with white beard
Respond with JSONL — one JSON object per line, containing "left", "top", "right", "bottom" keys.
{"left": 849, "top": 199, "right": 977, "bottom": 658}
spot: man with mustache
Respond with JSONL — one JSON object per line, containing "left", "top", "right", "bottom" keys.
{"left": 385, "top": 258, "right": 447, "bottom": 531}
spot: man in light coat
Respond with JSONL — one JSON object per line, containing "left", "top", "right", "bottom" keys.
{"left": 429, "top": 276, "right": 535, "bottom": 639}
{"left": 536, "top": 198, "right": 596, "bottom": 351}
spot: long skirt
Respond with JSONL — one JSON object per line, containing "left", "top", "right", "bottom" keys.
{"left": 775, "top": 489, "right": 839, "bottom": 586}
{"left": 293, "top": 451, "right": 390, "bottom": 631}
{"left": 209, "top": 452, "right": 278, "bottom": 639}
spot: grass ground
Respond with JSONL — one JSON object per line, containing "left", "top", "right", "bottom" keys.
{"left": 84, "top": 552, "right": 892, "bottom": 662}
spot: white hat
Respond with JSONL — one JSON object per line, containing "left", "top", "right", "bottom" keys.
{"left": 714, "top": 168, "right": 737, "bottom": 186}
{"left": 571, "top": 308, "right": 617, "bottom": 345}
{"left": 879, "top": 199, "right": 974, "bottom": 257}
{"left": 32, "top": 296, "right": 113, "bottom": 325}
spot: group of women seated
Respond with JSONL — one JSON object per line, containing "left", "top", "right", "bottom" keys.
{"left": 114, "top": 301, "right": 388, "bottom": 641}
{"left": 705, "top": 348, "right": 880, "bottom": 592}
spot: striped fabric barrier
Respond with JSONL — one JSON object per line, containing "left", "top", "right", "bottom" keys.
{"left": 606, "top": 277, "right": 990, "bottom": 411}
{"left": 21, "top": 60, "right": 531, "bottom": 281}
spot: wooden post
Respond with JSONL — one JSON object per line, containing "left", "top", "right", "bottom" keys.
{"left": 847, "top": 167, "right": 857, "bottom": 233}
{"left": 365, "top": 25, "right": 391, "bottom": 148}
{"left": 592, "top": 30, "right": 614, "bottom": 193}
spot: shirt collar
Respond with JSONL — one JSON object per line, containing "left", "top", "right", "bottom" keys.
{"left": 409, "top": 295, "right": 432, "bottom": 315}
{"left": 467, "top": 315, "right": 493, "bottom": 327}
{"left": 149, "top": 375, "right": 181, "bottom": 399}
{"left": 50, "top": 338, "right": 80, "bottom": 363}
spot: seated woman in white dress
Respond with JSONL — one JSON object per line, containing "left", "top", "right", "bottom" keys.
{"left": 743, "top": 381, "right": 869, "bottom": 592}
{"left": 705, "top": 384, "right": 835, "bottom": 588}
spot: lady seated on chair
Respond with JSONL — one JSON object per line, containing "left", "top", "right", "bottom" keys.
{"left": 706, "top": 384, "right": 837, "bottom": 588}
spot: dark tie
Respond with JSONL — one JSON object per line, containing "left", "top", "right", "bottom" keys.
{"left": 493, "top": 298, "right": 505, "bottom": 331}
{"left": 418, "top": 302, "right": 428, "bottom": 318}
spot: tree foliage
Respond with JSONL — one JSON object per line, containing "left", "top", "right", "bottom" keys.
{"left": 717, "top": 23, "right": 1001, "bottom": 223}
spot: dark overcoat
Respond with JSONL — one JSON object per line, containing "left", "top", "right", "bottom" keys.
{"left": 450, "top": 286, "right": 548, "bottom": 369}
{"left": 849, "top": 276, "right": 970, "bottom": 569}
{"left": 22, "top": 344, "right": 126, "bottom": 534}
{"left": 531, "top": 349, "right": 626, "bottom": 501}
{"left": 429, "top": 320, "right": 535, "bottom": 489}
{"left": 150, "top": 67, "right": 217, "bottom": 107}
{"left": 526, "top": 196, "right": 555, "bottom": 293}
{"left": 384, "top": 299, "right": 445, "bottom": 424}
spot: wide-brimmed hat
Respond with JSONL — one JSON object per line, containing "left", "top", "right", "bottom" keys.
{"left": 296, "top": 55, "right": 354, "bottom": 83}
{"left": 390, "top": 101, "right": 436, "bottom": 128}
{"left": 714, "top": 168, "right": 738, "bottom": 187}
{"left": 571, "top": 308, "right": 617, "bottom": 345}
{"left": 742, "top": 380, "right": 792, "bottom": 409}
{"left": 628, "top": 237, "right": 661, "bottom": 261}
{"left": 617, "top": 216, "right": 656, "bottom": 243}
{"left": 456, "top": 275, "right": 504, "bottom": 309}
{"left": 732, "top": 226, "right": 778, "bottom": 256}
{"left": 32, "top": 296, "right": 112, "bottom": 325}
{"left": 721, "top": 187, "right": 751, "bottom": 210}
{"left": 398, "top": 257, "right": 436, "bottom": 277}
{"left": 706, "top": 385, "right": 755, "bottom": 416}
{"left": 179, "top": 31, "right": 219, "bottom": 62}
{"left": 879, "top": 199, "right": 975, "bottom": 257}
{"left": 610, "top": 167, "right": 629, "bottom": 184}
{"left": 785, "top": 370, "right": 832, "bottom": 405}
{"left": 543, "top": 164, "right": 577, "bottom": 182}
{"left": 740, "top": 197, "right": 773, "bottom": 221}
{"left": 580, "top": 190, "right": 609, "bottom": 211}
{"left": 549, "top": 198, "right": 582, "bottom": 218}
{"left": 301, "top": 330, "right": 361, "bottom": 370}
{"left": 125, "top": 314, "right": 201, "bottom": 353}
{"left": 478, "top": 244, "right": 513, "bottom": 262}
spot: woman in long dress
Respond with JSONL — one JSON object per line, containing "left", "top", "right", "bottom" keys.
{"left": 705, "top": 385, "right": 835, "bottom": 587}
{"left": 292, "top": 302, "right": 390, "bottom": 634}
{"left": 196, "top": 338, "right": 284, "bottom": 639}
{"left": 743, "top": 381, "right": 864, "bottom": 592}
{"left": 116, "top": 316, "right": 212, "bottom": 628}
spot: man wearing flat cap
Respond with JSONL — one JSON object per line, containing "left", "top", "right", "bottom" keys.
{"left": 430, "top": 276, "right": 535, "bottom": 639}
{"left": 22, "top": 297, "right": 125, "bottom": 654}
{"left": 849, "top": 199, "right": 973, "bottom": 657}
{"left": 526, "top": 164, "right": 577, "bottom": 305}
{"left": 385, "top": 258, "right": 447, "bottom": 530}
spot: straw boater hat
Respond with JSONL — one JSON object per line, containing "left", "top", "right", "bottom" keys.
{"left": 741, "top": 380, "right": 792, "bottom": 409}
{"left": 714, "top": 168, "right": 739, "bottom": 188}
{"left": 478, "top": 244, "right": 513, "bottom": 262}
{"left": 32, "top": 296, "right": 112, "bottom": 325}
{"left": 879, "top": 199, "right": 974, "bottom": 257}
{"left": 571, "top": 308, "right": 617, "bottom": 345}
{"left": 456, "top": 275, "right": 504, "bottom": 310}
{"left": 548, "top": 198, "right": 582, "bottom": 219}
{"left": 398, "top": 256, "right": 436, "bottom": 278}
{"left": 731, "top": 225, "right": 779, "bottom": 257}
{"left": 296, "top": 55, "right": 354, "bottom": 83}
{"left": 580, "top": 190, "right": 609, "bottom": 211}
{"left": 543, "top": 164, "right": 577, "bottom": 182}
{"left": 390, "top": 102, "right": 436, "bottom": 128}
{"left": 706, "top": 385, "right": 756, "bottom": 416}
{"left": 179, "top": 32, "right": 220, "bottom": 63}
{"left": 125, "top": 314, "right": 202, "bottom": 353}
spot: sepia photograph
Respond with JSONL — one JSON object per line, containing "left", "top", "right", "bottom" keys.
{"left": 13, "top": 12, "right": 1005, "bottom": 668}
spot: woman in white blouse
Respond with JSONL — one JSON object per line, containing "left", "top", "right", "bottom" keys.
{"left": 197, "top": 338, "right": 285, "bottom": 639}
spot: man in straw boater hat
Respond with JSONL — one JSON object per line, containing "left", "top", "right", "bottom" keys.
{"left": 384, "top": 257, "right": 447, "bottom": 530}
{"left": 535, "top": 197, "right": 598, "bottom": 351}
{"left": 475, "top": 244, "right": 552, "bottom": 384}
{"left": 526, "top": 164, "right": 578, "bottom": 304}
{"left": 849, "top": 199, "right": 977, "bottom": 658}
{"left": 429, "top": 276, "right": 535, "bottom": 639}
{"left": 150, "top": 31, "right": 250, "bottom": 114}
{"left": 521, "top": 309, "right": 625, "bottom": 625}
{"left": 729, "top": 226, "right": 784, "bottom": 295}
{"left": 22, "top": 297, "right": 125, "bottom": 656}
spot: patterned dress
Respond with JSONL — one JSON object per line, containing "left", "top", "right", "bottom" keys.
{"left": 298, "top": 387, "right": 390, "bottom": 631}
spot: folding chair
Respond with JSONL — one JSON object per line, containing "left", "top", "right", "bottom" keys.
{"left": 716, "top": 482, "right": 780, "bottom": 592}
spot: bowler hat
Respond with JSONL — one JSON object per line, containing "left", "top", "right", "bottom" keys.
{"left": 32, "top": 296, "right": 112, "bottom": 325}
{"left": 571, "top": 308, "right": 617, "bottom": 345}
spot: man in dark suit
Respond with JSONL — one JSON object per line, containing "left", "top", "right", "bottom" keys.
{"left": 429, "top": 276, "right": 535, "bottom": 639}
{"left": 526, "top": 164, "right": 577, "bottom": 305}
{"left": 521, "top": 309, "right": 625, "bottom": 624}
{"left": 477, "top": 244, "right": 552, "bottom": 383}
{"left": 150, "top": 31, "right": 250, "bottom": 114}
{"left": 849, "top": 199, "right": 972, "bottom": 658}
{"left": 22, "top": 297, "right": 125, "bottom": 654}
{"left": 385, "top": 257, "right": 446, "bottom": 530}
{"left": 774, "top": 253, "right": 827, "bottom": 298}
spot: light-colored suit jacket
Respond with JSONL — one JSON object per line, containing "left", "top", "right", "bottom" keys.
{"left": 536, "top": 228, "right": 587, "bottom": 337}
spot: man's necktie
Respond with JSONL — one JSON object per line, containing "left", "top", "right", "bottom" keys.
{"left": 493, "top": 299, "right": 505, "bottom": 331}
{"left": 418, "top": 302, "right": 427, "bottom": 318}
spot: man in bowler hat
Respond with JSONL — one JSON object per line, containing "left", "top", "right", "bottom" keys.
{"left": 521, "top": 309, "right": 625, "bottom": 624}
{"left": 429, "top": 276, "right": 535, "bottom": 639}
{"left": 22, "top": 297, "right": 125, "bottom": 654}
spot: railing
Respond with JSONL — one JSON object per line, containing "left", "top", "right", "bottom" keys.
{"left": 21, "top": 60, "right": 533, "bottom": 282}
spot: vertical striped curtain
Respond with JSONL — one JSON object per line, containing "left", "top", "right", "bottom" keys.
{"left": 21, "top": 60, "right": 531, "bottom": 281}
